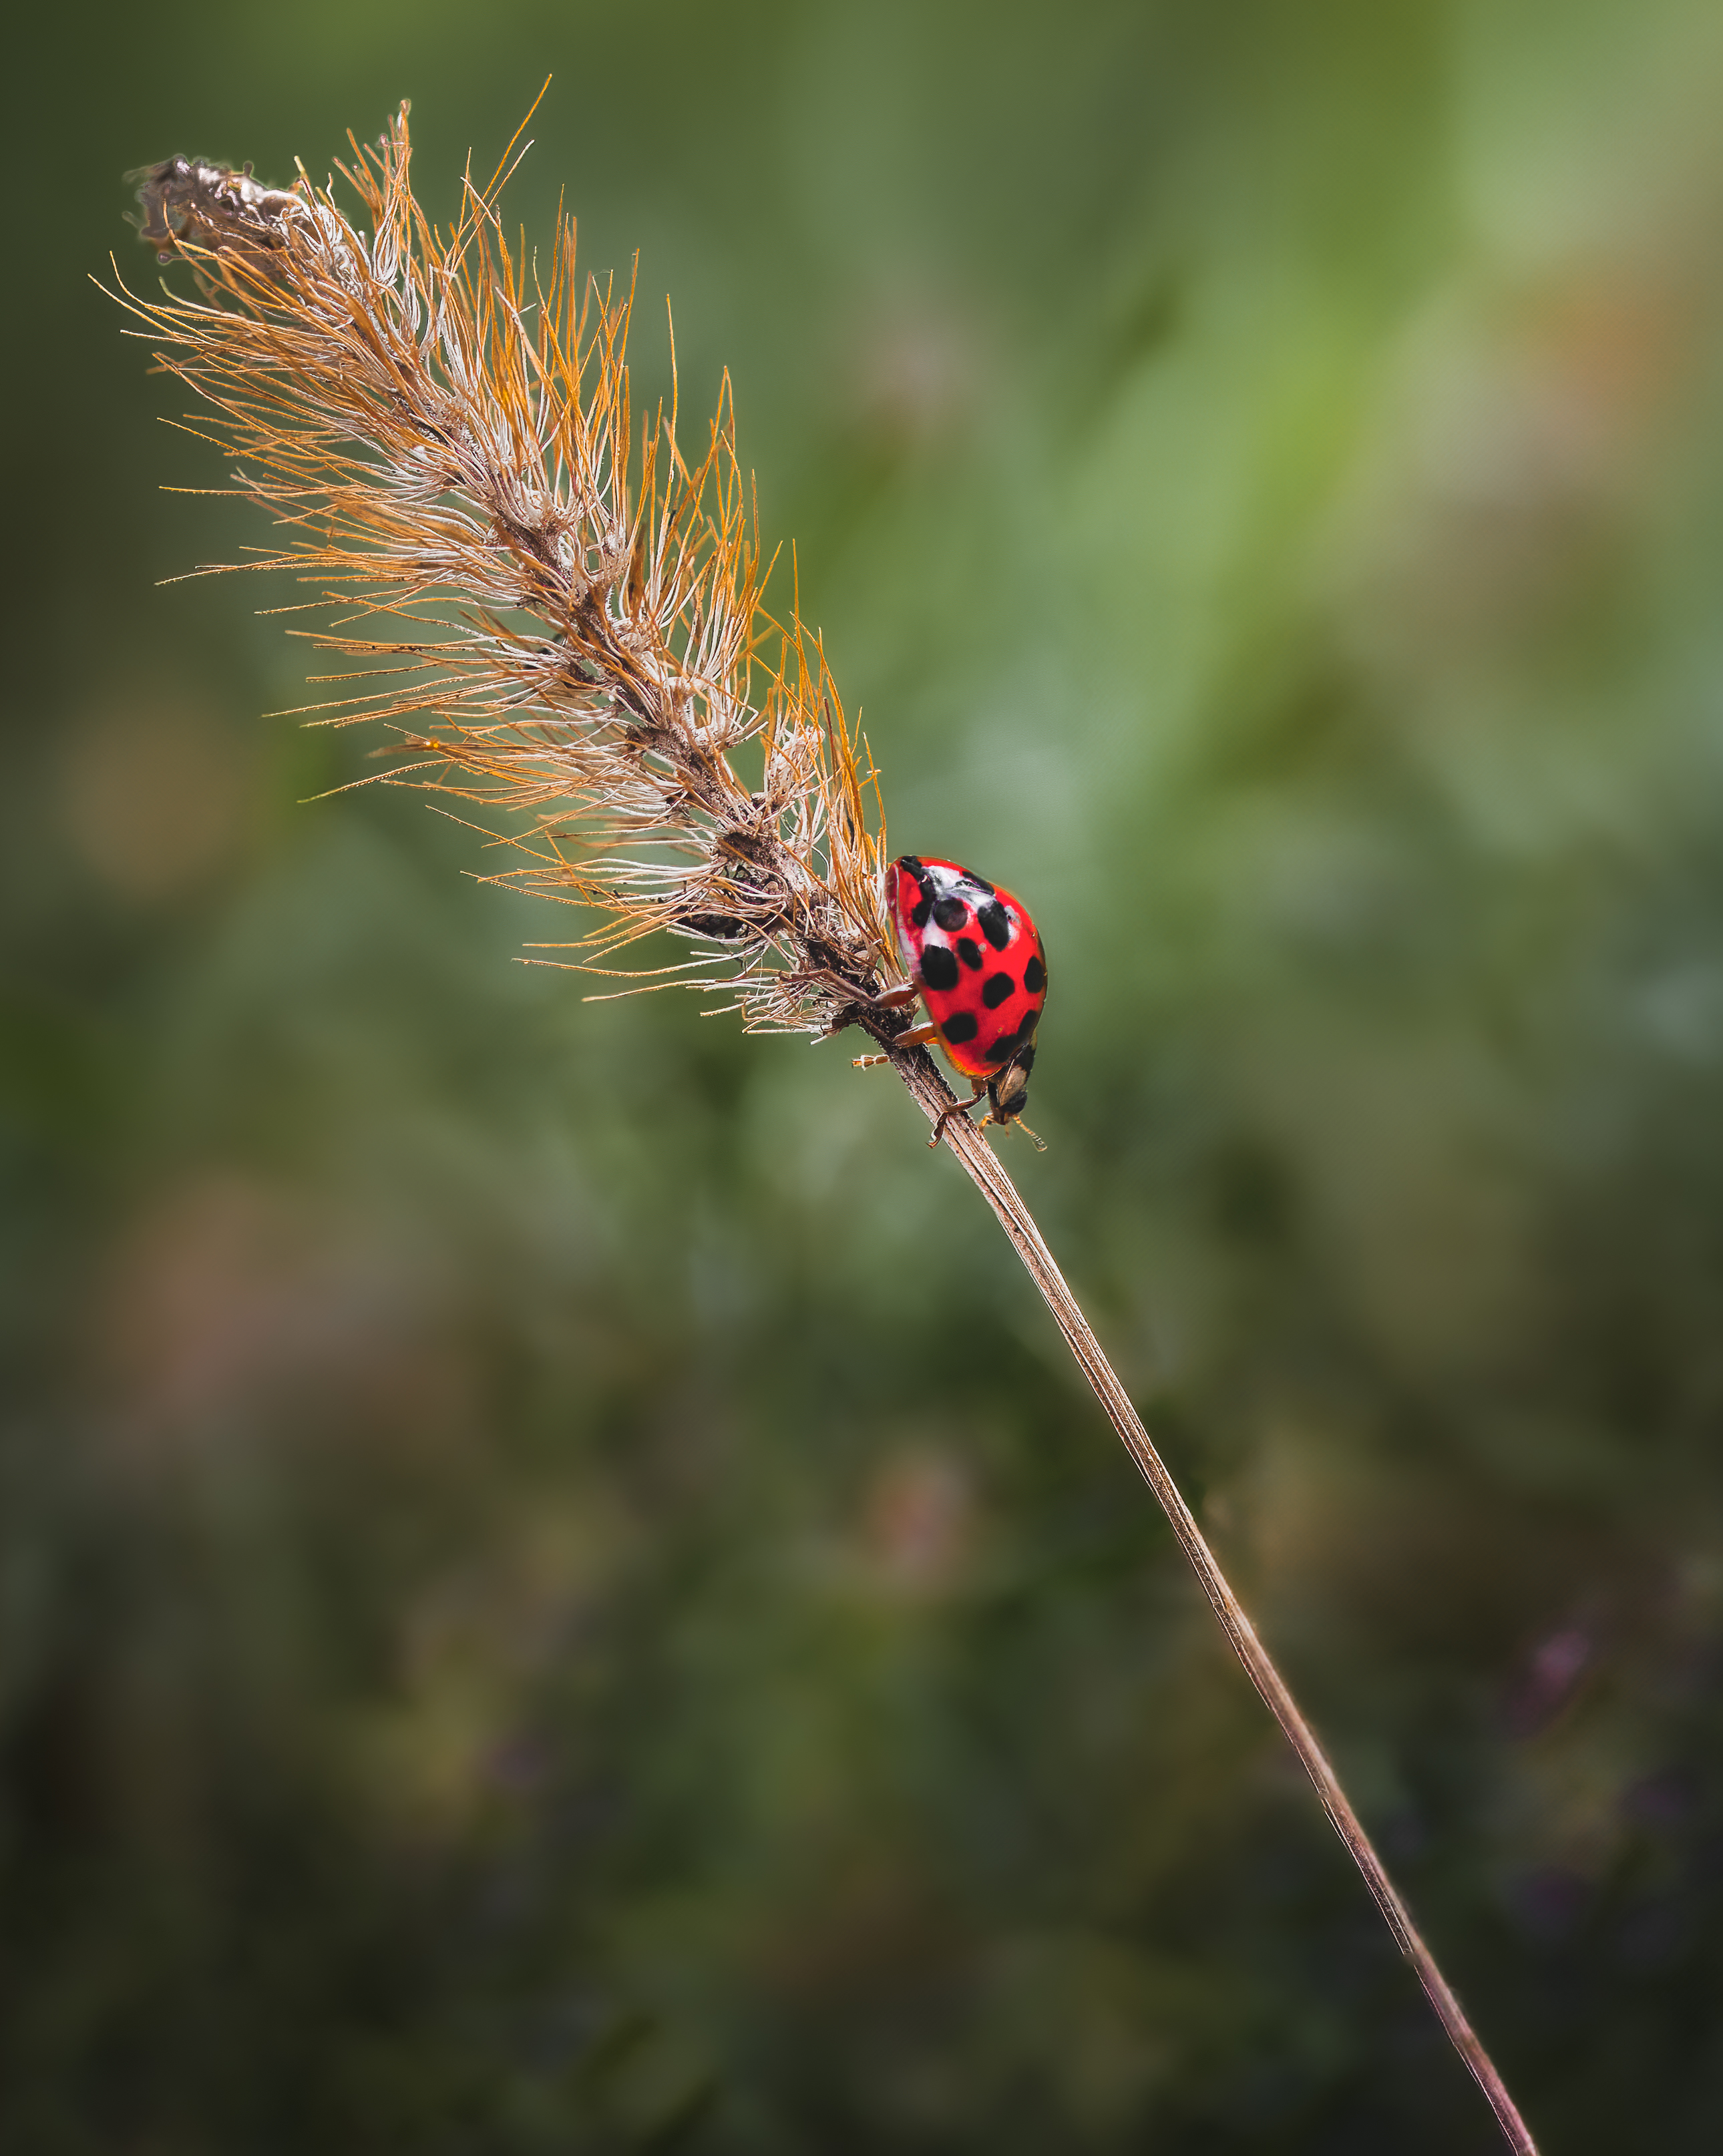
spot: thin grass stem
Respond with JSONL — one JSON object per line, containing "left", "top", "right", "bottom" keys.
{"left": 888, "top": 1045, "right": 1540, "bottom": 2156}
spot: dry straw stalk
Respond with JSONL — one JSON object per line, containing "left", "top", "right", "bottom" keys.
{"left": 109, "top": 101, "right": 1539, "bottom": 2155}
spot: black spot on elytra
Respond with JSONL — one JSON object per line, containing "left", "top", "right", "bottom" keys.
{"left": 932, "top": 896, "right": 968, "bottom": 933}
{"left": 986, "top": 1017, "right": 1033, "bottom": 1062}
{"left": 956, "top": 937, "right": 983, "bottom": 972}
{"left": 982, "top": 972, "right": 1014, "bottom": 1009}
{"left": 941, "top": 1011, "right": 980, "bottom": 1045}
{"left": 977, "top": 899, "right": 1010, "bottom": 949}
{"left": 1022, "top": 953, "right": 1046, "bottom": 995}
{"left": 919, "top": 944, "right": 959, "bottom": 992}
{"left": 910, "top": 897, "right": 931, "bottom": 928}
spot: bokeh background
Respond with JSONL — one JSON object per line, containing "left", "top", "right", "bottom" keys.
{"left": 7, "top": 1, "right": 1723, "bottom": 2147}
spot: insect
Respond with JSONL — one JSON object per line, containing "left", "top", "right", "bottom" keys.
{"left": 853, "top": 855, "right": 1048, "bottom": 1146}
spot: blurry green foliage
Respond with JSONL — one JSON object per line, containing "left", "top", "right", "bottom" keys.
{"left": 6, "top": 0, "right": 1723, "bottom": 2146}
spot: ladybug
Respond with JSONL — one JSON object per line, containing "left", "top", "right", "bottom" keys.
{"left": 858, "top": 855, "right": 1048, "bottom": 1146}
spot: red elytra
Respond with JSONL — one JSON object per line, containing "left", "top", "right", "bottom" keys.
{"left": 885, "top": 854, "right": 1048, "bottom": 1136}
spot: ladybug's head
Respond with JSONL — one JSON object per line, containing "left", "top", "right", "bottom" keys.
{"left": 985, "top": 1050, "right": 1046, "bottom": 1150}
{"left": 986, "top": 1043, "right": 1036, "bottom": 1127}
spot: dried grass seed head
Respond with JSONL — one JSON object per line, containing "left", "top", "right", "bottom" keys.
{"left": 114, "top": 103, "right": 900, "bottom": 1043}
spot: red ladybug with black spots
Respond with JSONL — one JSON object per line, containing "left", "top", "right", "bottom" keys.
{"left": 859, "top": 855, "right": 1048, "bottom": 1144}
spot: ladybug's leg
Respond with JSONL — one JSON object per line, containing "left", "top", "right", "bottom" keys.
{"left": 928, "top": 1081, "right": 988, "bottom": 1148}
{"left": 851, "top": 1021, "right": 941, "bottom": 1070}
{"left": 800, "top": 967, "right": 920, "bottom": 1014}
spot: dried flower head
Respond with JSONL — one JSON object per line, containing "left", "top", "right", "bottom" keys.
{"left": 114, "top": 102, "right": 902, "bottom": 1046}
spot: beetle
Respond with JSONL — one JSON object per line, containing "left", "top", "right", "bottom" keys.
{"left": 851, "top": 855, "right": 1048, "bottom": 1146}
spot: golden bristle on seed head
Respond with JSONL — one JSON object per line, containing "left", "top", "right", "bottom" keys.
{"left": 110, "top": 101, "right": 898, "bottom": 1041}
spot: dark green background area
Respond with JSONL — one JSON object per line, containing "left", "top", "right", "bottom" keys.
{"left": 7, "top": 1, "right": 1723, "bottom": 2146}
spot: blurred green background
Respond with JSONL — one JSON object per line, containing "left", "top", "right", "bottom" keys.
{"left": 6, "top": 0, "right": 1723, "bottom": 2147}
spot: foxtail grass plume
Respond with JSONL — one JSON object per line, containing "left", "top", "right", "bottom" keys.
{"left": 112, "top": 105, "right": 1543, "bottom": 2156}
{"left": 118, "top": 103, "right": 901, "bottom": 1048}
